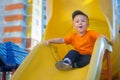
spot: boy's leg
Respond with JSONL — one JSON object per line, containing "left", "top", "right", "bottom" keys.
{"left": 55, "top": 50, "right": 79, "bottom": 70}
{"left": 63, "top": 50, "right": 80, "bottom": 66}
{"left": 75, "top": 54, "right": 91, "bottom": 68}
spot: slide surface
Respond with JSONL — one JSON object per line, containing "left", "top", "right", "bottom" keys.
{"left": 10, "top": 0, "right": 120, "bottom": 80}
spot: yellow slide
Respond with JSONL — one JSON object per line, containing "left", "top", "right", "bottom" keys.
{"left": 10, "top": 0, "right": 120, "bottom": 80}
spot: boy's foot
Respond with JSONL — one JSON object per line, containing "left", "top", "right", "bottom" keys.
{"left": 55, "top": 61, "right": 72, "bottom": 71}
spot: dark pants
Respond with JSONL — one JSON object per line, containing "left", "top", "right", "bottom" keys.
{"left": 63, "top": 50, "right": 91, "bottom": 68}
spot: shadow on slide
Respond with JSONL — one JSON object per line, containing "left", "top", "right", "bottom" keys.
{"left": 10, "top": 0, "right": 120, "bottom": 80}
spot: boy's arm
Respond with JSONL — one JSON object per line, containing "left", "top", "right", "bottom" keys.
{"left": 45, "top": 38, "right": 64, "bottom": 45}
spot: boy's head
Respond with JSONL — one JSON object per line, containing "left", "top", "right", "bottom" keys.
{"left": 72, "top": 10, "right": 89, "bottom": 20}
{"left": 72, "top": 10, "right": 89, "bottom": 35}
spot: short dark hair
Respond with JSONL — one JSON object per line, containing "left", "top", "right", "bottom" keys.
{"left": 72, "top": 10, "right": 88, "bottom": 20}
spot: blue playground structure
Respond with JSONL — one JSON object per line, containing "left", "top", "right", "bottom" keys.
{"left": 0, "top": 41, "right": 28, "bottom": 80}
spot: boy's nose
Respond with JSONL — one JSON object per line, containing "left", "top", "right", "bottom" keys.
{"left": 79, "top": 22, "right": 82, "bottom": 25}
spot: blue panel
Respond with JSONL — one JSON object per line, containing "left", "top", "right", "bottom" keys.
{"left": 0, "top": 43, "right": 7, "bottom": 64}
{"left": 0, "top": 41, "right": 28, "bottom": 71}
{"left": 5, "top": 41, "right": 28, "bottom": 65}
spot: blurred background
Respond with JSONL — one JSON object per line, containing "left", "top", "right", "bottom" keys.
{"left": 0, "top": 0, "right": 47, "bottom": 79}
{"left": 0, "top": 0, "right": 47, "bottom": 52}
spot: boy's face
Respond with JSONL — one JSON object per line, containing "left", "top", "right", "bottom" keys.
{"left": 73, "top": 14, "right": 89, "bottom": 34}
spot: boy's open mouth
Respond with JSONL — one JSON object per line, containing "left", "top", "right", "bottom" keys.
{"left": 78, "top": 26, "right": 82, "bottom": 28}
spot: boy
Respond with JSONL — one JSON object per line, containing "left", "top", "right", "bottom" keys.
{"left": 45, "top": 10, "right": 108, "bottom": 71}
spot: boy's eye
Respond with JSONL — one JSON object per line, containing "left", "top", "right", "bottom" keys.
{"left": 76, "top": 20, "right": 85, "bottom": 23}
{"left": 81, "top": 20, "right": 85, "bottom": 22}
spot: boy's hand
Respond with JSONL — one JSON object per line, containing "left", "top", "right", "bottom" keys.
{"left": 100, "top": 34, "right": 112, "bottom": 45}
{"left": 44, "top": 40, "right": 50, "bottom": 45}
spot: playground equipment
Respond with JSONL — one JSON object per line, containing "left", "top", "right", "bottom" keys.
{"left": 0, "top": 42, "right": 28, "bottom": 80}
{"left": 10, "top": 0, "right": 120, "bottom": 80}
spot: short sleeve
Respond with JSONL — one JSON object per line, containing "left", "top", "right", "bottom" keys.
{"left": 64, "top": 34, "right": 74, "bottom": 44}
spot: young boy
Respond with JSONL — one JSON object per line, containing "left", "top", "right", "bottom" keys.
{"left": 45, "top": 10, "right": 108, "bottom": 71}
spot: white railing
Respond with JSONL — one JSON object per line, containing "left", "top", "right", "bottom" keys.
{"left": 86, "top": 37, "right": 112, "bottom": 80}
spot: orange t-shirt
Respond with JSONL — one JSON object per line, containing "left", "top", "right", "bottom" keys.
{"left": 64, "top": 30, "right": 100, "bottom": 55}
